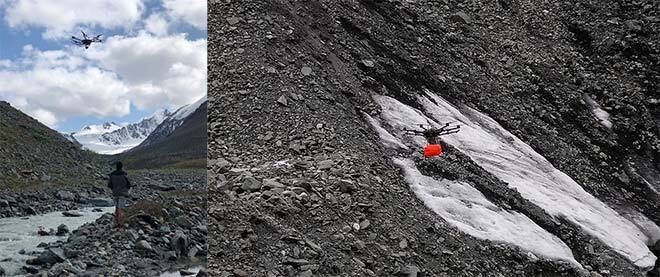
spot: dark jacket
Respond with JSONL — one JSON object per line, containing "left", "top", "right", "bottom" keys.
{"left": 108, "top": 170, "right": 131, "bottom": 197}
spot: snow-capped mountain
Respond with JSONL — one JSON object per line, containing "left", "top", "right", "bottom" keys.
{"left": 139, "top": 96, "right": 207, "bottom": 148}
{"left": 100, "top": 109, "right": 171, "bottom": 145}
{"left": 64, "top": 111, "right": 170, "bottom": 155}
{"left": 62, "top": 97, "right": 206, "bottom": 155}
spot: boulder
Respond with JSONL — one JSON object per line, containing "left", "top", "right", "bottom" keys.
{"left": 135, "top": 240, "right": 153, "bottom": 253}
{"left": 36, "top": 247, "right": 66, "bottom": 264}
{"left": 62, "top": 211, "right": 83, "bottom": 217}
{"left": 449, "top": 12, "right": 471, "bottom": 24}
{"left": 241, "top": 176, "right": 262, "bottom": 192}
{"left": 55, "top": 191, "right": 75, "bottom": 201}
{"left": 56, "top": 224, "right": 69, "bottom": 236}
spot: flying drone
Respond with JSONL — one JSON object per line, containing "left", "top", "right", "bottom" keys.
{"left": 71, "top": 30, "right": 102, "bottom": 49}
{"left": 403, "top": 123, "right": 461, "bottom": 157}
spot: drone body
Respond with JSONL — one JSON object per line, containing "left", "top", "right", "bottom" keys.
{"left": 71, "top": 30, "right": 102, "bottom": 49}
{"left": 403, "top": 123, "right": 461, "bottom": 157}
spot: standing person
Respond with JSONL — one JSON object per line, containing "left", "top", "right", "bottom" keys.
{"left": 108, "top": 161, "right": 131, "bottom": 230}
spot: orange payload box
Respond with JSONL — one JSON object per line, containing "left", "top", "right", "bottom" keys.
{"left": 424, "top": 144, "right": 443, "bottom": 157}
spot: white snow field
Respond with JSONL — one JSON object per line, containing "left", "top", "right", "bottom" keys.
{"left": 393, "top": 157, "right": 578, "bottom": 265}
{"left": 372, "top": 92, "right": 658, "bottom": 268}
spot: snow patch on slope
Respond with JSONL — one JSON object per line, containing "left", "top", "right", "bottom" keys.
{"left": 392, "top": 157, "right": 578, "bottom": 265}
{"left": 583, "top": 94, "right": 612, "bottom": 129}
{"left": 373, "top": 92, "right": 657, "bottom": 268}
{"left": 364, "top": 113, "right": 409, "bottom": 151}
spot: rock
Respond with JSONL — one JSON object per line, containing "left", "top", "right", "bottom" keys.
{"left": 0, "top": 265, "right": 4, "bottom": 275}
{"left": 624, "top": 20, "right": 642, "bottom": 32}
{"left": 165, "top": 251, "right": 177, "bottom": 261}
{"left": 339, "top": 179, "right": 357, "bottom": 193}
{"left": 37, "top": 247, "right": 66, "bottom": 264}
{"left": 359, "top": 219, "right": 370, "bottom": 230}
{"left": 92, "top": 208, "right": 103, "bottom": 212}
{"left": 277, "top": 95, "right": 288, "bottom": 106}
{"left": 399, "top": 239, "right": 408, "bottom": 249}
{"left": 88, "top": 197, "right": 113, "bottom": 207}
{"left": 241, "top": 176, "right": 262, "bottom": 192}
{"left": 398, "top": 265, "right": 420, "bottom": 277}
{"left": 127, "top": 230, "right": 140, "bottom": 242}
{"left": 23, "top": 266, "right": 39, "bottom": 274}
{"left": 62, "top": 211, "right": 83, "bottom": 217}
{"left": 38, "top": 227, "right": 52, "bottom": 236}
{"left": 449, "top": 12, "right": 471, "bottom": 24}
{"left": 301, "top": 66, "right": 312, "bottom": 76}
{"left": 40, "top": 174, "right": 51, "bottom": 182}
{"left": 55, "top": 191, "right": 75, "bottom": 201}
{"left": 56, "top": 224, "right": 69, "bottom": 236}
{"left": 317, "top": 159, "right": 334, "bottom": 170}
{"left": 227, "top": 17, "right": 240, "bottom": 25}
{"left": 362, "top": 60, "right": 375, "bottom": 67}
{"left": 0, "top": 200, "right": 9, "bottom": 207}
{"left": 212, "top": 158, "right": 231, "bottom": 172}
{"left": 135, "top": 240, "right": 154, "bottom": 253}
{"left": 262, "top": 178, "right": 285, "bottom": 189}
{"left": 234, "top": 269, "right": 250, "bottom": 277}
{"left": 175, "top": 215, "right": 194, "bottom": 228}
{"left": 188, "top": 245, "right": 200, "bottom": 257}
{"left": 25, "top": 206, "right": 37, "bottom": 215}
{"left": 49, "top": 261, "right": 82, "bottom": 275}
{"left": 299, "top": 270, "right": 313, "bottom": 277}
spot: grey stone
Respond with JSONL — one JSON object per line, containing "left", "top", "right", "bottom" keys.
{"left": 241, "top": 176, "right": 262, "bottom": 192}
{"left": 450, "top": 12, "right": 471, "bottom": 24}
{"left": 317, "top": 160, "right": 334, "bottom": 170}
{"left": 37, "top": 247, "right": 66, "bottom": 264}
{"left": 135, "top": 240, "right": 153, "bottom": 253}
{"left": 62, "top": 211, "right": 83, "bottom": 217}
{"left": 301, "top": 66, "right": 312, "bottom": 76}
{"left": 56, "top": 224, "right": 69, "bottom": 236}
{"left": 277, "top": 95, "right": 288, "bottom": 106}
{"left": 55, "top": 191, "right": 75, "bottom": 201}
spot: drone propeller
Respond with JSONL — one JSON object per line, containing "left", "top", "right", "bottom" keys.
{"left": 81, "top": 30, "right": 88, "bottom": 39}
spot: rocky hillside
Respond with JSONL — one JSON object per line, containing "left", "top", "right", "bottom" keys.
{"left": 115, "top": 101, "right": 208, "bottom": 169}
{"left": 0, "top": 101, "right": 104, "bottom": 190}
{"left": 209, "top": 0, "right": 659, "bottom": 276}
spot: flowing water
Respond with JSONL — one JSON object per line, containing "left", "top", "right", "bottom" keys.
{"left": 0, "top": 207, "right": 115, "bottom": 276}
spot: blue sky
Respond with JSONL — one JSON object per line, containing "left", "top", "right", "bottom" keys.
{"left": 0, "top": 0, "right": 207, "bottom": 133}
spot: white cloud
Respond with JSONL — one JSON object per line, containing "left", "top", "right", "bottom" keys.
{"left": 86, "top": 32, "right": 207, "bottom": 109}
{"left": 4, "top": 0, "right": 145, "bottom": 38}
{"left": 0, "top": 65, "right": 131, "bottom": 127}
{"left": 162, "top": 0, "right": 206, "bottom": 30}
{"left": 144, "top": 12, "right": 169, "bottom": 36}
